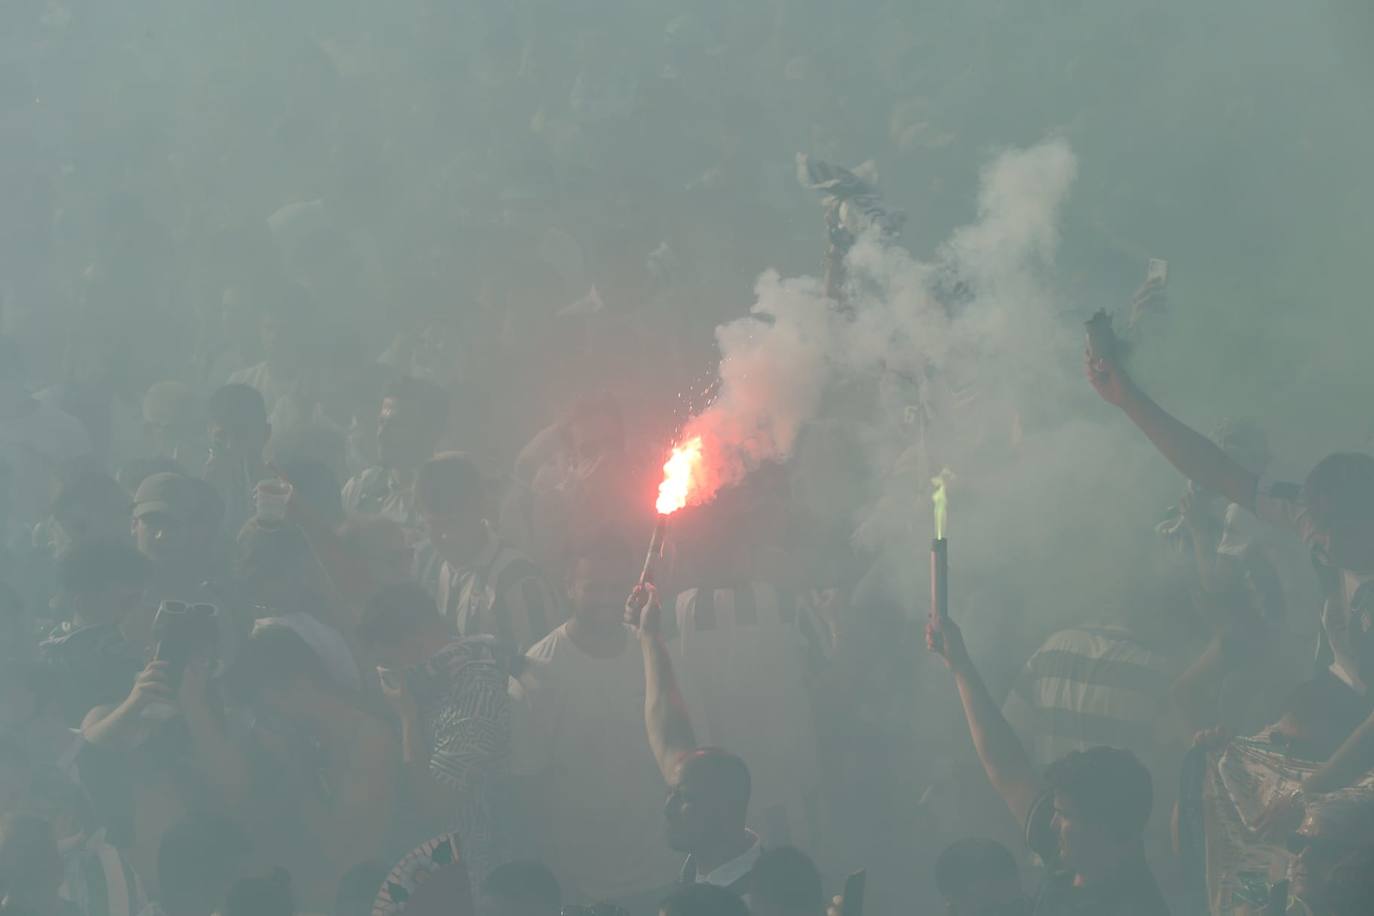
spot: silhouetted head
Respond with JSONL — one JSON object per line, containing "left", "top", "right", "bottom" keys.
{"left": 1043, "top": 747, "right": 1152, "bottom": 883}
{"left": 665, "top": 748, "right": 751, "bottom": 854}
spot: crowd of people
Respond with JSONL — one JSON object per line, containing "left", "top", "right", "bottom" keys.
{"left": 4, "top": 4, "right": 1374, "bottom": 916}
{"left": 4, "top": 279, "right": 1374, "bottom": 916}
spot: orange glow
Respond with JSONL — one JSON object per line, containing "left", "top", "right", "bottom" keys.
{"left": 655, "top": 436, "right": 703, "bottom": 515}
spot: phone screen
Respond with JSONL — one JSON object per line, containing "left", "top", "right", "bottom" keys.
{"left": 153, "top": 628, "right": 195, "bottom": 685}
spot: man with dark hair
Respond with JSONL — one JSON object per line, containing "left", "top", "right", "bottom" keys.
{"left": 927, "top": 616, "right": 1169, "bottom": 915}
{"left": 748, "top": 847, "right": 823, "bottom": 916}
{"left": 417, "top": 453, "right": 558, "bottom": 652}
{"left": 343, "top": 377, "right": 449, "bottom": 524}
{"left": 130, "top": 472, "right": 204, "bottom": 584}
{"left": 478, "top": 860, "right": 561, "bottom": 916}
{"left": 359, "top": 582, "right": 516, "bottom": 885}
{"left": 1087, "top": 352, "right": 1374, "bottom": 815}
{"left": 626, "top": 584, "right": 759, "bottom": 898}
{"left": 658, "top": 884, "right": 749, "bottom": 916}
{"left": 152, "top": 813, "right": 253, "bottom": 916}
{"left": 203, "top": 383, "right": 271, "bottom": 537}
{"left": 342, "top": 376, "right": 451, "bottom": 593}
{"left": 39, "top": 539, "right": 147, "bottom": 726}
{"left": 933, "top": 838, "right": 1027, "bottom": 916}
{"left": 513, "top": 535, "right": 679, "bottom": 907}
{"left": 125, "top": 470, "right": 243, "bottom": 663}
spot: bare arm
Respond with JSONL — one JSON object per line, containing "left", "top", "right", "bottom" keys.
{"left": 1088, "top": 354, "right": 1259, "bottom": 511}
{"left": 927, "top": 617, "right": 1042, "bottom": 826}
{"left": 629, "top": 584, "right": 698, "bottom": 781}
{"left": 80, "top": 662, "right": 174, "bottom": 750}
{"left": 1305, "top": 709, "right": 1374, "bottom": 795}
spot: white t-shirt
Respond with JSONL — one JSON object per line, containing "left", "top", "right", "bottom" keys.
{"left": 512, "top": 623, "right": 680, "bottom": 902}
{"left": 672, "top": 583, "right": 821, "bottom": 851}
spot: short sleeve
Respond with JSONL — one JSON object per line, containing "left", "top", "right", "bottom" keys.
{"left": 1025, "top": 788, "right": 1060, "bottom": 869}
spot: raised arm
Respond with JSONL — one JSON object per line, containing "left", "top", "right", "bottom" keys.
{"left": 926, "top": 617, "right": 1042, "bottom": 827}
{"left": 1088, "top": 353, "right": 1259, "bottom": 511}
{"left": 628, "top": 584, "right": 698, "bottom": 782}
{"left": 1305, "top": 709, "right": 1374, "bottom": 795}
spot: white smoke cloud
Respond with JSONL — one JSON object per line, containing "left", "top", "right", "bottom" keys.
{"left": 675, "top": 136, "right": 1171, "bottom": 628}
{"left": 681, "top": 138, "right": 1081, "bottom": 508}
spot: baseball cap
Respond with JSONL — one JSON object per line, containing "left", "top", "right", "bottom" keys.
{"left": 132, "top": 472, "right": 198, "bottom": 523}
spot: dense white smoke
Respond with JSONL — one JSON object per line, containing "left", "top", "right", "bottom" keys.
{"left": 680, "top": 138, "right": 1079, "bottom": 508}
{"left": 676, "top": 137, "right": 1173, "bottom": 627}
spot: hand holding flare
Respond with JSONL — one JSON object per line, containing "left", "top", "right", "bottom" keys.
{"left": 639, "top": 437, "right": 704, "bottom": 588}
{"left": 930, "top": 469, "right": 953, "bottom": 625}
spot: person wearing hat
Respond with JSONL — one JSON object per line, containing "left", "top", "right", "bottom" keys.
{"left": 131, "top": 472, "right": 201, "bottom": 573}
{"left": 128, "top": 472, "right": 239, "bottom": 656}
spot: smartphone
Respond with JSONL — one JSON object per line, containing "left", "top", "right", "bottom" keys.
{"left": 1146, "top": 258, "right": 1168, "bottom": 285}
{"left": 841, "top": 870, "right": 866, "bottom": 916}
{"left": 151, "top": 601, "right": 218, "bottom": 687}
{"left": 151, "top": 601, "right": 191, "bottom": 682}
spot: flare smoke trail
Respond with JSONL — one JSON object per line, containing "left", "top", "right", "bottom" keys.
{"left": 678, "top": 138, "right": 1078, "bottom": 511}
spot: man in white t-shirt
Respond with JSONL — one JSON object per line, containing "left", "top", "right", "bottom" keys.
{"left": 513, "top": 534, "right": 680, "bottom": 909}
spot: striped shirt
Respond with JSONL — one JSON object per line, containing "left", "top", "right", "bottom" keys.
{"left": 671, "top": 583, "right": 824, "bottom": 851}
{"left": 60, "top": 830, "right": 146, "bottom": 916}
{"left": 1001, "top": 626, "right": 1174, "bottom": 771}
{"left": 438, "top": 532, "right": 560, "bottom": 654}
{"left": 411, "top": 637, "right": 515, "bottom": 887}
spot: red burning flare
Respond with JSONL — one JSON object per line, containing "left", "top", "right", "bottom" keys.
{"left": 655, "top": 436, "right": 703, "bottom": 516}
{"left": 637, "top": 436, "right": 704, "bottom": 589}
